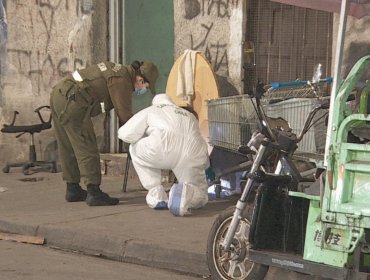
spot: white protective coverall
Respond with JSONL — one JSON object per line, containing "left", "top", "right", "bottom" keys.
{"left": 118, "top": 94, "right": 209, "bottom": 215}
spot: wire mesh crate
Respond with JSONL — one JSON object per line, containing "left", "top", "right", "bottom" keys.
{"left": 207, "top": 95, "right": 328, "bottom": 157}
{"left": 207, "top": 95, "right": 258, "bottom": 151}
{"left": 263, "top": 97, "right": 328, "bottom": 155}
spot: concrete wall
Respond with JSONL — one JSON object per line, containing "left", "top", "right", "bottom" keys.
{"left": 1, "top": 0, "right": 369, "bottom": 167}
{"left": 173, "top": 0, "right": 246, "bottom": 97}
{"left": 0, "top": 0, "right": 107, "bottom": 165}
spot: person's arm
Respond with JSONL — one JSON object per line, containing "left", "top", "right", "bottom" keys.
{"left": 107, "top": 75, "right": 134, "bottom": 124}
{"left": 117, "top": 109, "right": 149, "bottom": 144}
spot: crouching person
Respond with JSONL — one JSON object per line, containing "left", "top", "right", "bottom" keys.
{"left": 118, "top": 94, "right": 209, "bottom": 216}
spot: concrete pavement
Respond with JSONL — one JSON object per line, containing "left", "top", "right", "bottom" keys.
{"left": 0, "top": 155, "right": 325, "bottom": 280}
{"left": 0, "top": 155, "right": 235, "bottom": 278}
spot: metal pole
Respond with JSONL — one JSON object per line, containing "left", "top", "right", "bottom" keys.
{"left": 324, "top": 0, "right": 350, "bottom": 166}
{"left": 108, "top": 0, "right": 120, "bottom": 153}
{"left": 122, "top": 152, "right": 131, "bottom": 192}
{"left": 121, "top": 0, "right": 126, "bottom": 65}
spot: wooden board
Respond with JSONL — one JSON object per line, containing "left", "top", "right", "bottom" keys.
{"left": 165, "top": 52, "right": 220, "bottom": 148}
{"left": 0, "top": 232, "right": 45, "bottom": 245}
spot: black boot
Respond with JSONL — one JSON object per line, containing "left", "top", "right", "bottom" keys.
{"left": 86, "top": 184, "right": 119, "bottom": 206}
{"left": 65, "top": 183, "right": 87, "bottom": 202}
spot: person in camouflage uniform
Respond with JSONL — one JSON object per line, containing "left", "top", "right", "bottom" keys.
{"left": 50, "top": 61, "right": 159, "bottom": 206}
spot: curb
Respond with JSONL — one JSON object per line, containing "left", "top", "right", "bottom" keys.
{"left": 0, "top": 219, "right": 209, "bottom": 277}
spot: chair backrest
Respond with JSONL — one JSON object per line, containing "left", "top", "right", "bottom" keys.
{"left": 1, "top": 105, "right": 52, "bottom": 135}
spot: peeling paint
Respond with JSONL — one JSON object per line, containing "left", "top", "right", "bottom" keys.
{"left": 338, "top": 163, "right": 344, "bottom": 180}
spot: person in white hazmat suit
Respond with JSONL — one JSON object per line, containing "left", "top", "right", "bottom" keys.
{"left": 117, "top": 93, "right": 209, "bottom": 216}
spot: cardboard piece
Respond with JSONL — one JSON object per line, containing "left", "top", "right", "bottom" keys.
{"left": 166, "top": 52, "right": 220, "bottom": 146}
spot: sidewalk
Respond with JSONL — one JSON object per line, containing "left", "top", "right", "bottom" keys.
{"left": 0, "top": 155, "right": 236, "bottom": 278}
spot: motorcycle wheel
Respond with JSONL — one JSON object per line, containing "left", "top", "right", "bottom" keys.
{"left": 207, "top": 207, "right": 269, "bottom": 280}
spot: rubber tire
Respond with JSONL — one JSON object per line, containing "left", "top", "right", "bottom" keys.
{"left": 206, "top": 206, "right": 269, "bottom": 280}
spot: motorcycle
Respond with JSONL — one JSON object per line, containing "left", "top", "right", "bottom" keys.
{"left": 206, "top": 60, "right": 370, "bottom": 279}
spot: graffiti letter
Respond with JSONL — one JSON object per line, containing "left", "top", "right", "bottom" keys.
{"left": 190, "top": 23, "right": 213, "bottom": 50}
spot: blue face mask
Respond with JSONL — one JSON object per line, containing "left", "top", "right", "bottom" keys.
{"left": 134, "top": 87, "right": 151, "bottom": 96}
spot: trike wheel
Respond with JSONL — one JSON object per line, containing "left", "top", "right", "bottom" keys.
{"left": 207, "top": 207, "right": 268, "bottom": 280}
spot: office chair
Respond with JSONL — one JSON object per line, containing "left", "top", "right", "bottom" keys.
{"left": 1, "top": 105, "right": 57, "bottom": 175}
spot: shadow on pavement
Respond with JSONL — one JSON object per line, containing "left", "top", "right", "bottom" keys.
{"left": 192, "top": 196, "right": 238, "bottom": 217}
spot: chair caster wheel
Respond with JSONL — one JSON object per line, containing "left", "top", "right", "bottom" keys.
{"left": 23, "top": 169, "right": 30, "bottom": 175}
{"left": 22, "top": 165, "right": 31, "bottom": 175}
{"left": 2, "top": 166, "right": 10, "bottom": 173}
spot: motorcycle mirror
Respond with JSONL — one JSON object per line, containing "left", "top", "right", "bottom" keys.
{"left": 312, "top": 63, "right": 323, "bottom": 84}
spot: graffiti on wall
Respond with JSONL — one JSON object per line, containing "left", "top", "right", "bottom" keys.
{"left": 183, "top": 0, "right": 240, "bottom": 76}
{"left": 6, "top": 49, "right": 84, "bottom": 94}
{"left": 3, "top": 0, "right": 93, "bottom": 95}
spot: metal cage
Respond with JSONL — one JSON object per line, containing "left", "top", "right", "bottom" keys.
{"left": 207, "top": 96, "right": 258, "bottom": 151}
{"left": 207, "top": 95, "right": 328, "bottom": 159}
